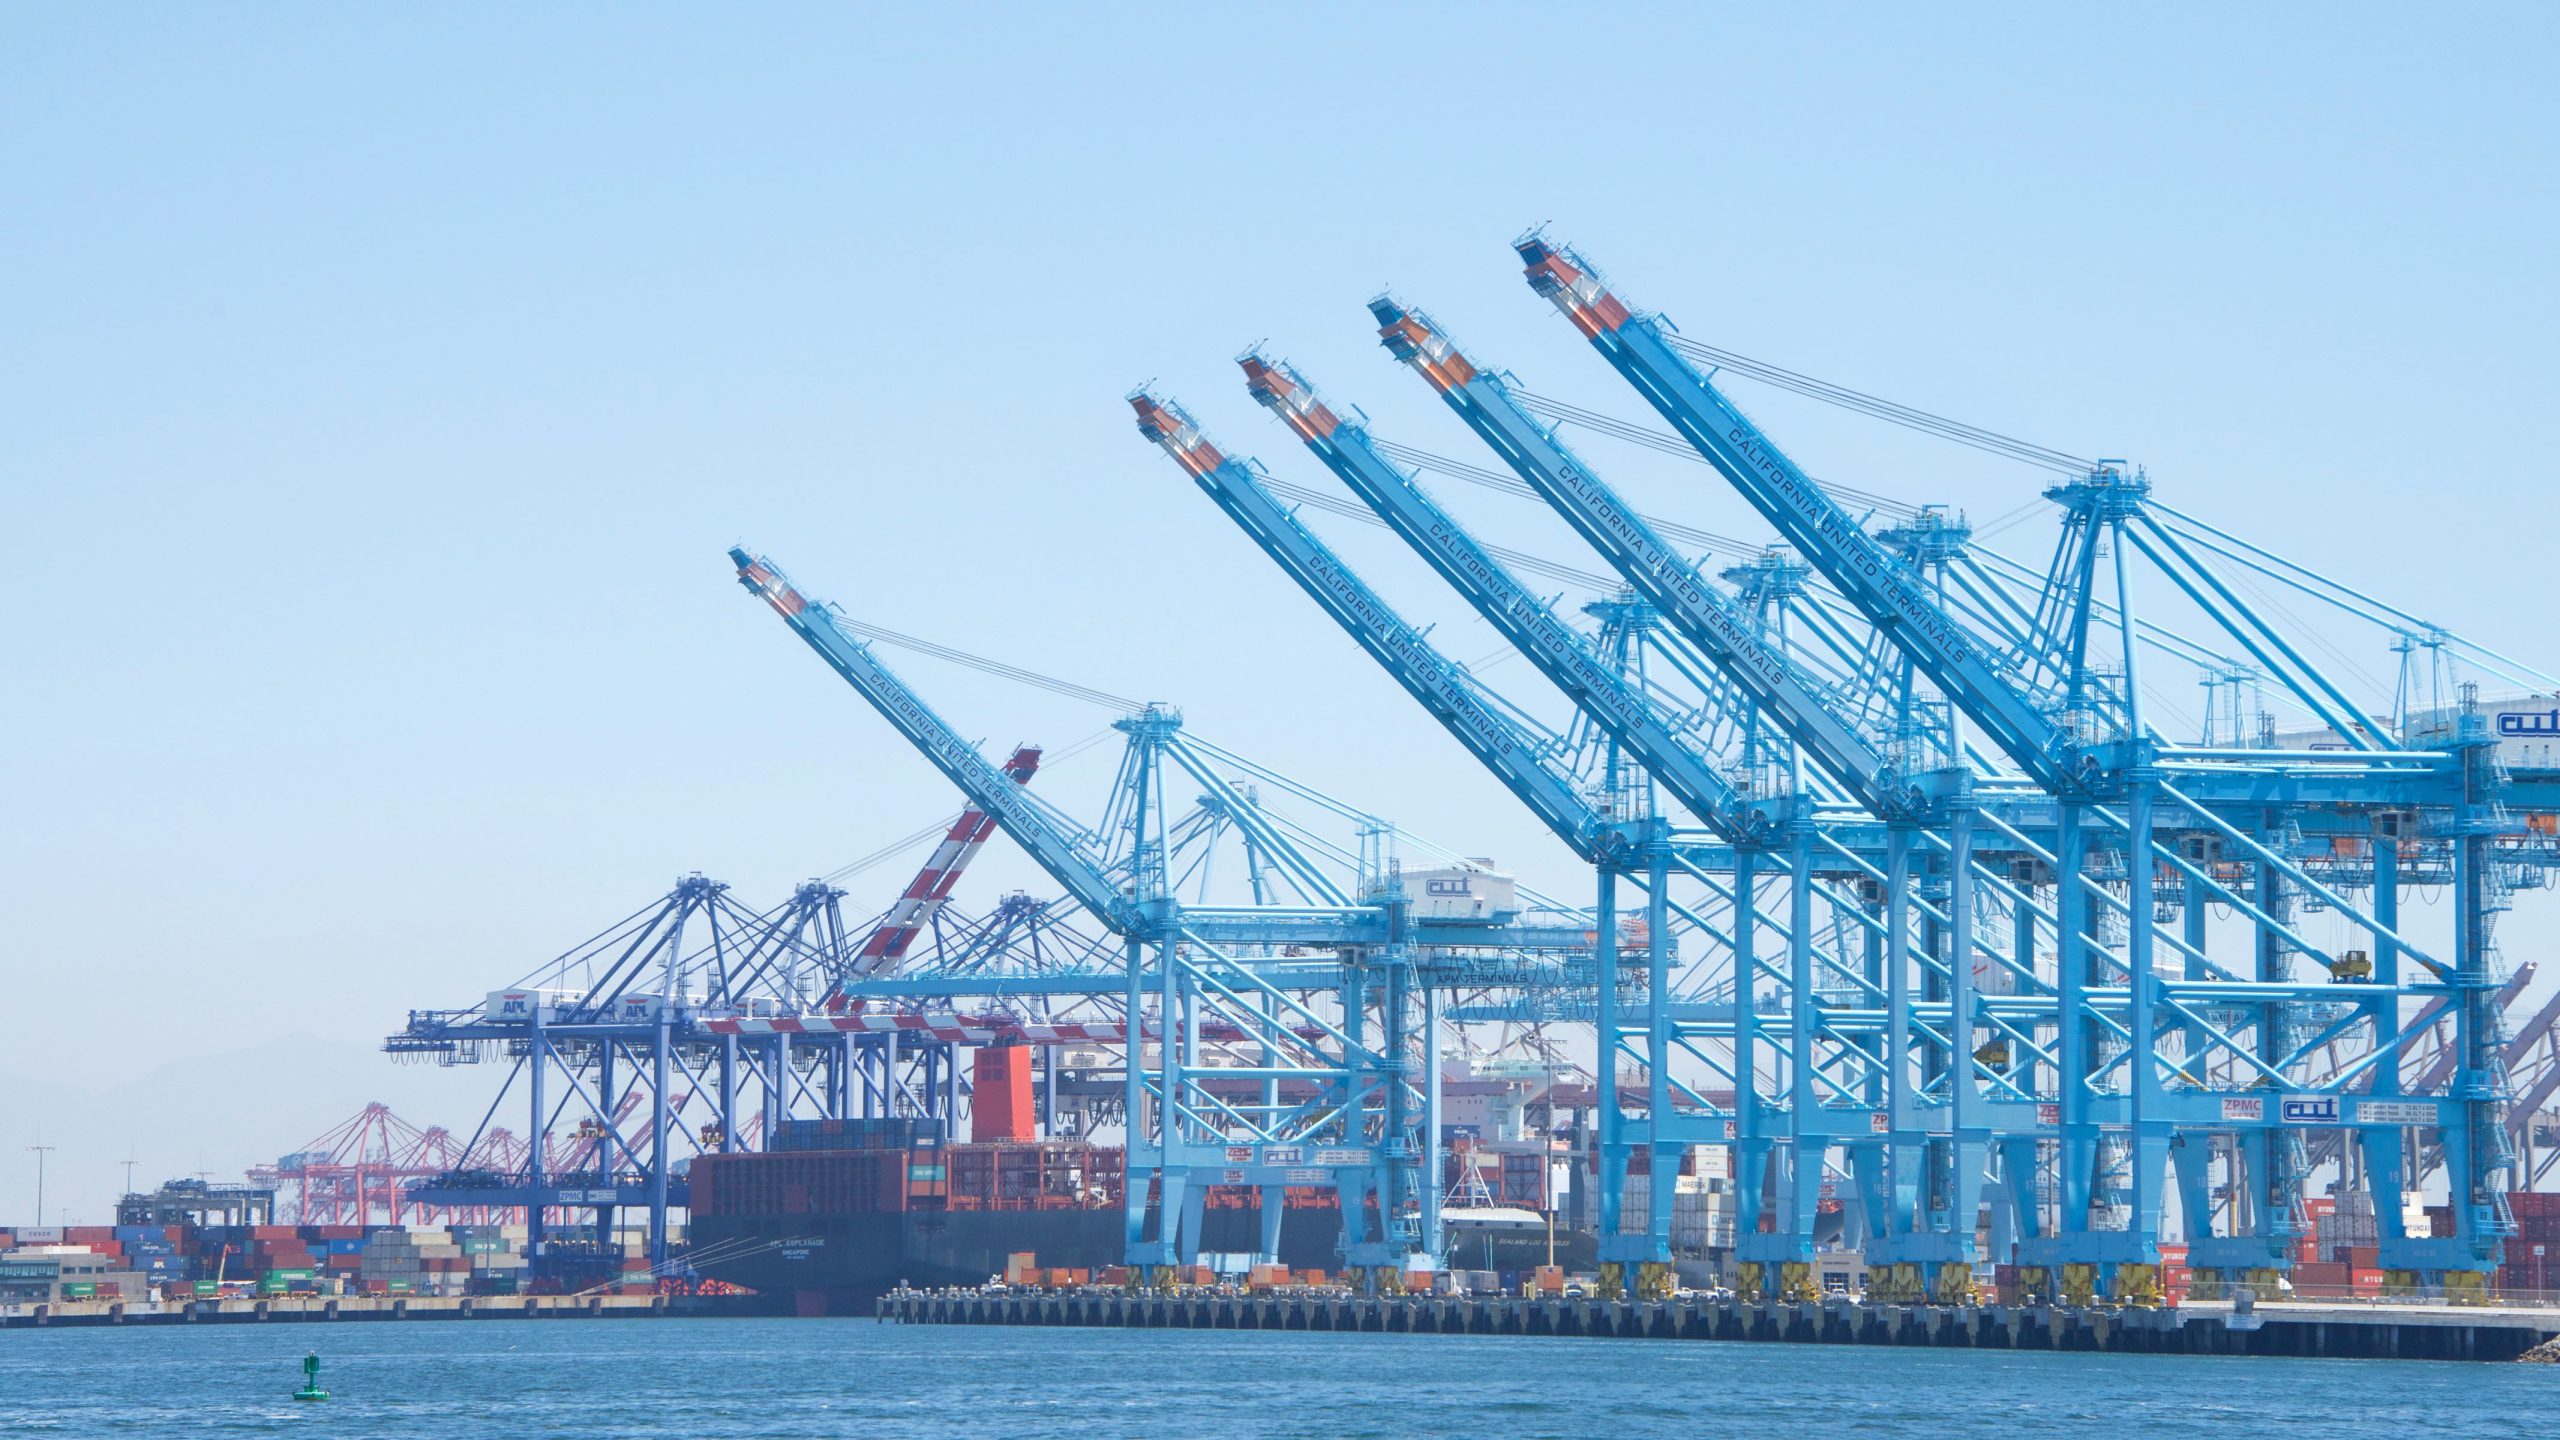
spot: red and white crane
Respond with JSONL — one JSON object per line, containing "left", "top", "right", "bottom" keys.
{"left": 835, "top": 743, "right": 1042, "bottom": 993}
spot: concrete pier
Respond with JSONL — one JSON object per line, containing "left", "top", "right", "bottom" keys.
{"left": 877, "top": 1287, "right": 2560, "bottom": 1362}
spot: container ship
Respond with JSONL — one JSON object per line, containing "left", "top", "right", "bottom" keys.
{"left": 685, "top": 1052, "right": 1593, "bottom": 1313}
{"left": 687, "top": 1134, "right": 1595, "bottom": 1314}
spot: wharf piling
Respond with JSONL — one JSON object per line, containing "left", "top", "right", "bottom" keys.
{"left": 877, "top": 1287, "right": 2560, "bottom": 1362}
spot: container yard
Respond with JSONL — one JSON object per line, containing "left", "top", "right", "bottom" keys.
{"left": 0, "top": 1222, "right": 717, "bottom": 1330}
{"left": 0, "top": 1212, "right": 700, "bottom": 1310}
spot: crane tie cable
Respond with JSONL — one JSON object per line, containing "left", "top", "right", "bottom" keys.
{"left": 834, "top": 618, "right": 1142, "bottom": 711}
{"left": 1660, "top": 334, "right": 2097, "bottom": 475}
{"left": 1257, "top": 475, "right": 1615, "bottom": 591}
{"left": 1369, "top": 438, "right": 1751, "bottom": 557}
{"left": 1509, "top": 389, "right": 1925, "bottom": 521}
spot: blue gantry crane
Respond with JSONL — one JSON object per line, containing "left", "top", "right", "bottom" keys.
{"left": 1507, "top": 233, "right": 2542, "bottom": 1301}
{"left": 730, "top": 546, "right": 1614, "bottom": 1282}
{"left": 397, "top": 229, "right": 2560, "bottom": 1309}
{"left": 1227, "top": 343, "right": 2039, "bottom": 1302}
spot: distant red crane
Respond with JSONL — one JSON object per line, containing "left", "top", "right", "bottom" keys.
{"left": 252, "top": 1102, "right": 483, "bottom": 1227}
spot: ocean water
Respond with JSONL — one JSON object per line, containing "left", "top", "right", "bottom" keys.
{"left": 1, "top": 1318, "right": 2550, "bottom": 1438}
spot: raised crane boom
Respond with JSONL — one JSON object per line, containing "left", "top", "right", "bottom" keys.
{"left": 730, "top": 549, "right": 1132, "bottom": 927}
{"left": 1238, "top": 349, "right": 1774, "bottom": 842}
{"left": 1129, "top": 390, "right": 1616, "bottom": 859}
{"left": 1514, "top": 237, "right": 2082, "bottom": 793}
{"left": 1356, "top": 307, "right": 1955, "bottom": 823}
{"left": 850, "top": 744, "right": 1043, "bottom": 976}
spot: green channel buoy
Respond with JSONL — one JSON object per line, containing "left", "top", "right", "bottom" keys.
{"left": 292, "top": 1352, "right": 330, "bottom": 1403}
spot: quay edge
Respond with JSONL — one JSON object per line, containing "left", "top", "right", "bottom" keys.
{"left": 877, "top": 1287, "right": 2560, "bottom": 1363}
{"left": 0, "top": 1293, "right": 740, "bottom": 1329}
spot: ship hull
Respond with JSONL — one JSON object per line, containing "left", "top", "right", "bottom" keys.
{"left": 691, "top": 1208, "right": 1600, "bottom": 1314}
{"left": 691, "top": 1206, "right": 1350, "bottom": 1315}
{"left": 686, "top": 1140, "right": 1596, "bottom": 1314}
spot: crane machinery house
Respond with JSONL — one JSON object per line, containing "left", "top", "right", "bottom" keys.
{"left": 1405, "top": 864, "right": 1517, "bottom": 922}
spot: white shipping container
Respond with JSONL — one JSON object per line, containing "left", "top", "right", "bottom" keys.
{"left": 482, "top": 989, "right": 581, "bottom": 1024}
{"left": 613, "top": 993, "right": 707, "bottom": 1023}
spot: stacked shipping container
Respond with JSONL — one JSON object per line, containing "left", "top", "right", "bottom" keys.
{"left": 2501, "top": 1191, "right": 2560, "bottom": 1298}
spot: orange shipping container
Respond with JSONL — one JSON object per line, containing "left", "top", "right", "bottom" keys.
{"left": 971, "top": 1046, "right": 1037, "bottom": 1144}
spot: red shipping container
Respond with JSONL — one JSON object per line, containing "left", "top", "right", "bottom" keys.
{"left": 970, "top": 1046, "right": 1036, "bottom": 1144}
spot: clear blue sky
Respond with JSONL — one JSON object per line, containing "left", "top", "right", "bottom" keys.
{"left": 5, "top": 4, "right": 2556, "bottom": 1221}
